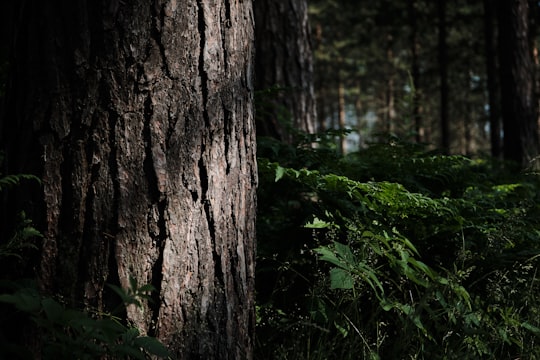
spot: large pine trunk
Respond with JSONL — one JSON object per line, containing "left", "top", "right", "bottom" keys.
{"left": 0, "top": 1, "right": 256, "bottom": 358}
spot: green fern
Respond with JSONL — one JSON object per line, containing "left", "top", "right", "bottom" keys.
{"left": 0, "top": 173, "right": 40, "bottom": 192}
{"left": 256, "top": 137, "right": 540, "bottom": 359}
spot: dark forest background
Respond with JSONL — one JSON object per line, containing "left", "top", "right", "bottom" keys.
{"left": 309, "top": 0, "right": 539, "bottom": 166}
{"left": 1, "top": 1, "right": 540, "bottom": 359}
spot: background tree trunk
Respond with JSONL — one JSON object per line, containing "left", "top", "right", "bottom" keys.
{"left": 498, "top": 0, "right": 539, "bottom": 167}
{"left": 484, "top": 0, "right": 502, "bottom": 158}
{"left": 384, "top": 34, "right": 396, "bottom": 136}
{"left": 254, "top": 0, "right": 317, "bottom": 143}
{"left": 438, "top": 0, "right": 450, "bottom": 152}
{"left": 0, "top": 1, "right": 257, "bottom": 358}
{"left": 338, "top": 72, "right": 347, "bottom": 153}
{"left": 408, "top": 0, "right": 424, "bottom": 143}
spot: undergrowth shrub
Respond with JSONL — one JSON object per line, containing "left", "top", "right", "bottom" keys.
{"left": 0, "top": 156, "right": 170, "bottom": 359}
{"left": 255, "top": 136, "right": 540, "bottom": 359}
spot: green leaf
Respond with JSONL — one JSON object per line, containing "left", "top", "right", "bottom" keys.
{"left": 275, "top": 165, "right": 285, "bottom": 182}
{"left": 0, "top": 173, "right": 40, "bottom": 192}
{"left": 122, "top": 327, "right": 140, "bottom": 342}
{"left": 334, "top": 321, "right": 349, "bottom": 337}
{"left": 305, "top": 217, "right": 332, "bottom": 229}
{"left": 41, "top": 298, "right": 64, "bottom": 323}
{"left": 334, "top": 242, "right": 356, "bottom": 264}
{"left": 112, "top": 344, "right": 146, "bottom": 360}
{"left": 0, "top": 292, "right": 41, "bottom": 313}
{"left": 107, "top": 284, "right": 130, "bottom": 303}
{"left": 129, "top": 276, "right": 138, "bottom": 292}
{"left": 522, "top": 322, "right": 540, "bottom": 335}
{"left": 314, "top": 247, "right": 346, "bottom": 268}
{"left": 329, "top": 268, "right": 354, "bottom": 289}
{"left": 137, "top": 284, "right": 156, "bottom": 293}
{"left": 380, "top": 299, "right": 394, "bottom": 311}
{"left": 134, "top": 336, "right": 171, "bottom": 357}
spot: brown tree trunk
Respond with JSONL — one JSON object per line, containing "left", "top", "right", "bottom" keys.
{"left": 0, "top": 1, "right": 256, "bottom": 358}
{"left": 385, "top": 34, "right": 396, "bottom": 136}
{"left": 254, "top": 0, "right": 317, "bottom": 143}
{"left": 338, "top": 73, "right": 347, "bottom": 154}
{"left": 498, "top": 0, "right": 539, "bottom": 166}
{"left": 484, "top": 0, "right": 502, "bottom": 158}
{"left": 408, "top": 0, "right": 424, "bottom": 143}
{"left": 438, "top": 0, "right": 450, "bottom": 152}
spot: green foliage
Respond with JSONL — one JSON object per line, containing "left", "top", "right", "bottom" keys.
{"left": 108, "top": 276, "right": 156, "bottom": 312}
{"left": 0, "top": 153, "right": 40, "bottom": 192}
{"left": 0, "top": 155, "right": 41, "bottom": 261}
{"left": 0, "top": 156, "right": 170, "bottom": 359}
{"left": 255, "top": 137, "right": 540, "bottom": 359}
{"left": 0, "top": 211, "right": 40, "bottom": 260}
{"left": 0, "top": 281, "right": 170, "bottom": 359}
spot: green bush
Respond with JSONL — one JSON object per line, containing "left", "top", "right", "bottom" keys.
{"left": 255, "top": 137, "right": 540, "bottom": 359}
{"left": 0, "top": 280, "right": 169, "bottom": 360}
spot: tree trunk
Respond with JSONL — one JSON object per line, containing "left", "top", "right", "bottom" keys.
{"left": 1, "top": 1, "right": 256, "bottom": 358}
{"left": 254, "top": 0, "right": 317, "bottom": 143}
{"left": 338, "top": 73, "right": 347, "bottom": 154}
{"left": 408, "top": 0, "right": 424, "bottom": 143}
{"left": 498, "top": 0, "right": 539, "bottom": 166}
{"left": 385, "top": 34, "right": 396, "bottom": 136}
{"left": 438, "top": 0, "right": 450, "bottom": 152}
{"left": 484, "top": 0, "right": 502, "bottom": 158}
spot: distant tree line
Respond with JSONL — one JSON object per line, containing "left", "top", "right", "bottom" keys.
{"left": 310, "top": 0, "right": 540, "bottom": 167}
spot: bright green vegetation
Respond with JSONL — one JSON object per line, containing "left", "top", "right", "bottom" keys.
{"left": 255, "top": 135, "right": 540, "bottom": 359}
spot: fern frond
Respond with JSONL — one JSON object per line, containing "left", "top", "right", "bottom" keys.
{"left": 0, "top": 173, "right": 40, "bottom": 192}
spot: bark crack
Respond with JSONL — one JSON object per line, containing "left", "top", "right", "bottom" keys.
{"left": 223, "top": 105, "right": 232, "bottom": 175}
{"left": 150, "top": 2, "right": 171, "bottom": 78}
{"left": 149, "top": 198, "right": 167, "bottom": 337}
{"left": 142, "top": 92, "right": 166, "bottom": 333}
{"left": 221, "top": 0, "right": 230, "bottom": 72}
{"left": 197, "top": 0, "right": 211, "bottom": 129}
{"left": 142, "top": 94, "right": 160, "bottom": 201}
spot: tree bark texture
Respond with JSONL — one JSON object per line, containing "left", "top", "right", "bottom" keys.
{"left": 254, "top": 0, "right": 317, "bottom": 143}
{"left": 1, "top": 1, "right": 256, "bottom": 358}
{"left": 498, "top": 0, "right": 539, "bottom": 166}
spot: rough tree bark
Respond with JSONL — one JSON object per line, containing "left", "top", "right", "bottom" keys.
{"left": 498, "top": 0, "right": 539, "bottom": 167}
{"left": 254, "top": 0, "right": 317, "bottom": 143}
{"left": 0, "top": 0, "right": 256, "bottom": 358}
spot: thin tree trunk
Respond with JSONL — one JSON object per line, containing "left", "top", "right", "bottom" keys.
{"left": 408, "top": 0, "right": 423, "bottom": 143}
{"left": 338, "top": 73, "right": 346, "bottom": 154}
{"left": 438, "top": 0, "right": 450, "bottom": 152}
{"left": 317, "top": 86, "right": 328, "bottom": 132}
{"left": 385, "top": 34, "right": 396, "bottom": 136}
{"left": 484, "top": 0, "right": 502, "bottom": 158}
{"left": 354, "top": 80, "right": 365, "bottom": 148}
{"left": 1, "top": 1, "right": 257, "bottom": 358}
